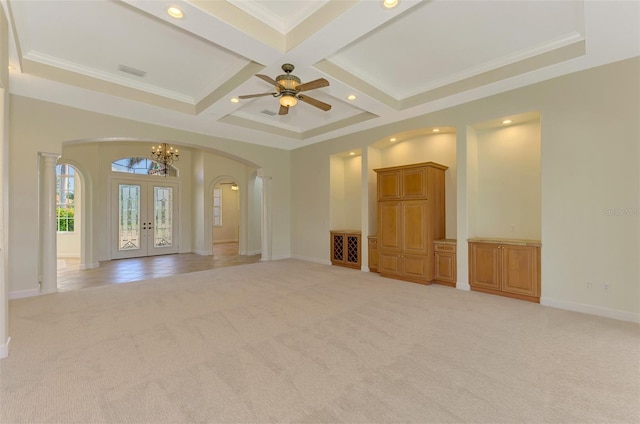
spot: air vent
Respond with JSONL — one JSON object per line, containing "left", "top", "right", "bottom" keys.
{"left": 260, "top": 109, "right": 277, "bottom": 116}
{"left": 118, "top": 64, "right": 147, "bottom": 78}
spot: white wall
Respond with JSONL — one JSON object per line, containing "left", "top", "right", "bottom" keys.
{"left": 291, "top": 57, "right": 640, "bottom": 322}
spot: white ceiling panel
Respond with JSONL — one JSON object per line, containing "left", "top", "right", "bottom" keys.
{"left": 11, "top": 0, "right": 249, "bottom": 102}
{"left": 227, "top": 0, "right": 329, "bottom": 33}
{"left": 328, "top": 0, "right": 582, "bottom": 99}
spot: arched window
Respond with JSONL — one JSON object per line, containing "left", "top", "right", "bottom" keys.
{"left": 56, "top": 164, "right": 75, "bottom": 232}
{"left": 111, "top": 157, "right": 177, "bottom": 177}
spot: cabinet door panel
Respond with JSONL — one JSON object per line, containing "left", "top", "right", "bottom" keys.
{"left": 502, "top": 245, "right": 539, "bottom": 297}
{"left": 469, "top": 243, "right": 500, "bottom": 290}
{"left": 378, "top": 202, "right": 402, "bottom": 252}
{"left": 403, "top": 254, "right": 427, "bottom": 281}
{"left": 379, "top": 252, "right": 402, "bottom": 276}
{"left": 402, "top": 201, "right": 428, "bottom": 255}
{"left": 402, "top": 168, "right": 427, "bottom": 199}
{"left": 435, "top": 252, "right": 455, "bottom": 283}
{"left": 378, "top": 171, "right": 401, "bottom": 200}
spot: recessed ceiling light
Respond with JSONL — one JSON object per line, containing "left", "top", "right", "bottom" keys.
{"left": 383, "top": 0, "right": 399, "bottom": 9}
{"left": 8, "top": 65, "right": 15, "bottom": 71}
{"left": 347, "top": 94, "right": 357, "bottom": 101}
{"left": 349, "top": 152, "right": 355, "bottom": 156}
{"left": 230, "top": 98, "right": 240, "bottom": 103}
{"left": 390, "top": 138, "right": 397, "bottom": 142}
{"left": 502, "top": 119, "right": 513, "bottom": 125}
{"left": 432, "top": 128, "right": 440, "bottom": 132}
{"left": 167, "top": 6, "right": 184, "bottom": 19}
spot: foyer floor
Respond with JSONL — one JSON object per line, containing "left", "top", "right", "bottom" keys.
{"left": 56, "top": 243, "right": 261, "bottom": 292}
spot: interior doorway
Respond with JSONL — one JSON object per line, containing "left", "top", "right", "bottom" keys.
{"left": 56, "top": 163, "right": 82, "bottom": 272}
{"left": 212, "top": 180, "right": 240, "bottom": 257}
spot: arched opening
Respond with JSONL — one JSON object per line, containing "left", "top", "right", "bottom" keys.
{"left": 51, "top": 139, "right": 267, "bottom": 290}
{"left": 56, "top": 163, "right": 81, "bottom": 271}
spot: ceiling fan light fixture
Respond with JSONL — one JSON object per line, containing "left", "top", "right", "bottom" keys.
{"left": 280, "top": 95, "right": 298, "bottom": 108}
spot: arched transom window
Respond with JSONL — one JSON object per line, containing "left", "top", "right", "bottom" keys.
{"left": 111, "top": 157, "right": 177, "bottom": 177}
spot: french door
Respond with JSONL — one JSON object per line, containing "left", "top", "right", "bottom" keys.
{"left": 111, "top": 179, "right": 179, "bottom": 259}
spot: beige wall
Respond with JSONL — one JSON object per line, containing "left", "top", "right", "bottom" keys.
{"left": 474, "top": 119, "right": 541, "bottom": 239}
{"left": 291, "top": 57, "right": 640, "bottom": 321}
{"left": 8, "top": 97, "right": 290, "bottom": 294}
{"left": 329, "top": 155, "right": 362, "bottom": 231}
{"left": 0, "top": 4, "right": 9, "bottom": 357}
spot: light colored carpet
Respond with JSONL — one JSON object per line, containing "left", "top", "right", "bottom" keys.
{"left": 1, "top": 259, "right": 638, "bottom": 423}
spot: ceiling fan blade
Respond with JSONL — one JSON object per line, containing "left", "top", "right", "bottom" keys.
{"left": 279, "top": 105, "right": 289, "bottom": 115}
{"left": 238, "top": 93, "right": 275, "bottom": 99}
{"left": 297, "top": 78, "right": 329, "bottom": 92}
{"left": 256, "top": 74, "right": 284, "bottom": 89}
{"left": 298, "top": 95, "right": 332, "bottom": 111}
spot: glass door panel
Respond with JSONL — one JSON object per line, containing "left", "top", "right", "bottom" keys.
{"left": 118, "top": 184, "right": 142, "bottom": 251}
{"left": 153, "top": 186, "right": 173, "bottom": 248}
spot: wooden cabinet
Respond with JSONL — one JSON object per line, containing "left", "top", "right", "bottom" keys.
{"left": 434, "top": 239, "right": 456, "bottom": 287}
{"left": 375, "top": 162, "right": 448, "bottom": 285}
{"left": 468, "top": 238, "right": 541, "bottom": 303}
{"left": 330, "top": 231, "right": 361, "bottom": 269}
{"left": 368, "top": 236, "right": 378, "bottom": 272}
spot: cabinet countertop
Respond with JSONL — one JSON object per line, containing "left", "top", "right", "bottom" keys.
{"left": 434, "top": 239, "right": 456, "bottom": 245}
{"left": 468, "top": 237, "right": 541, "bottom": 247}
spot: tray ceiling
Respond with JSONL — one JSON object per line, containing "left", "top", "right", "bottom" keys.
{"left": 5, "top": 0, "right": 640, "bottom": 150}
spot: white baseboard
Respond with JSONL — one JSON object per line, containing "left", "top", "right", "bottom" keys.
{"left": 271, "top": 254, "right": 293, "bottom": 261}
{"left": 40, "top": 288, "right": 58, "bottom": 295}
{"left": 247, "top": 249, "right": 261, "bottom": 255}
{"left": 290, "top": 255, "right": 331, "bottom": 266}
{"left": 0, "top": 336, "right": 10, "bottom": 359}
{"left": 9, "top": 288, "right": 40, "bottom": 300}
{"left": 192, "top": 249, "right": 211, "bottom": 256}
{"left": 541, "top": 297, "right": 640, "bottom": 324}
{"left": 79, "top": 262, "right": 99, "bottom": 270}
{"left": 58, "top": 253, "right": 80, "bottom": 259}
{"left": 456, "top": 282, "right": 471, "bottom": 291}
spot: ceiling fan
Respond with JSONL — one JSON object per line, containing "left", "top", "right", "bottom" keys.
{"left": 238, "top": 63, "right": 331, "bottom": 115}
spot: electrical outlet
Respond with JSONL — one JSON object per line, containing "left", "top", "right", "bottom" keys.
{"left": 586, "top": 281, "right": 593, "bottom": 289}
{"left": 603, "top": 283, "right": 610, "bottom": 292}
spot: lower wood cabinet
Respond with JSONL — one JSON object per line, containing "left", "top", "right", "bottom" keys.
{"left": 368, "top": 236, "right": 378, "bottom": 272}
{"left": 330, "top": 231, "right": 361, "bottom": 269}
{"left": 468, "top": 238, "right": 541, "bottom": 303}
{"left": 433, "top": 239, "right": 456, "bottom": 287}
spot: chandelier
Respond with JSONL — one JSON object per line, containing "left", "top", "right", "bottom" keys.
{"left": 150, "top": 143, "right": 179, "bottom": 176}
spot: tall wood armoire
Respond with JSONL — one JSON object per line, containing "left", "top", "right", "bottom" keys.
{"left": 374, "top": 162, "right": 447, "bottom": 285}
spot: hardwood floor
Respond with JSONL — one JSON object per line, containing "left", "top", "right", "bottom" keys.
{"left": 57, "top": 243, "right": 260, "bottom": 292}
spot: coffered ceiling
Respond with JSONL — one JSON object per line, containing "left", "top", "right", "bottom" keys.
{"left": 4, "top": 0, "right": 639, "bottom": 150}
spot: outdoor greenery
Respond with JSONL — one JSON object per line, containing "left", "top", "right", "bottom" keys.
{"left": 57, "top": 207, "right": 75, "bottom": 232}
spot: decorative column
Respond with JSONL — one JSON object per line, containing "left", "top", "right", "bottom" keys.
{"left": 40, "top": 153, "right": 60, "bottom": 294}
{"left": 259, "top": 175, "right": 272, "bottom": 261}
